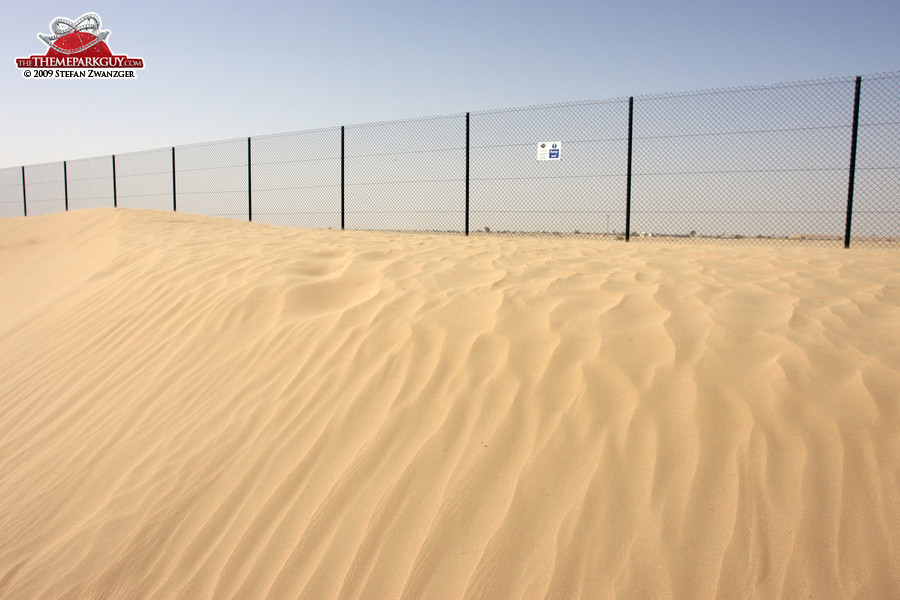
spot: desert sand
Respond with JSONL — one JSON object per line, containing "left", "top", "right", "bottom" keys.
{"left": 1, "top": 208, "right": 899, "bottom": 599}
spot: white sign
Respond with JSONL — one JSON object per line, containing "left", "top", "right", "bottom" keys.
{"left": 537, "top": 141, "right": 561, "bottom": 160}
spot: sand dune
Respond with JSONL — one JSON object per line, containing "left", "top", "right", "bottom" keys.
{"left": 1, "top": 208, "right": 899, "bottom": 599}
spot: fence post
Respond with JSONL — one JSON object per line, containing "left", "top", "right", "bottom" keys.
{"left": 625, "top": 96, "right": 634, "bottom": 242}
{"left": 341, "top": 126, "right": 345, "bottom": 230}
{"left": 112, "top": 155, "right": 117, "bottom": 208}
{"left": 844, "top": 76, "right": 862, "bottom": 249}
{"left": 465, "top": 112, "right": 470, "bottom": 236}
{"left": 248, "top": 137, "right": 252, "bottom": 222}
{"left": 21, "top": 166, "right": 27, "bottom": 217}
{"left": 63, "top": 160, "right": 69, "bottom": 211}
{"left": 172, "top": 146, "right": 177, "bottom": 212}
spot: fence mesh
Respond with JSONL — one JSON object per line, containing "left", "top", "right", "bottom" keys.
{"left": 471, "top": 99, "right": 629, "bottom": 237}
{"left": 2, "top": 72, "right": 898, "bottom": 247}
{"left": 631, "top": 76, "right": 858, "bottom": 245}
{"left": 0, "top": 167, "right": 23, "bottom": 218}
{"left": 175, "top": 138, "right": 248, "bottom": 220}
{"left": 854, "top": 72, "right": 900, "bottom": 245}
{"left": 345, "top": 114, "right": 466, "bottom": 233}
{"left": 114, "top": 147, "right": 173, "bottom": 211}
{"left": 23, "top": 162, "right": 66, "bottom": 216}
{"left": 66, "top": 156, "right": 114, "bottom": 211}
{"left": 251, "top": 127, "right": 341, "bottom": 229}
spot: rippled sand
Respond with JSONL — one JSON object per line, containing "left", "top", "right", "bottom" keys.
{"left": 1, "top": 208, "right": 899, "bottom": 599}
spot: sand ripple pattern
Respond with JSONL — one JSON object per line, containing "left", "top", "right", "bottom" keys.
{"left": 1, "top": 209, "right": 899, "bottom": 599}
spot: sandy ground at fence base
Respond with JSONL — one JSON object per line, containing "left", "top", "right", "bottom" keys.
{"left": 1, "top": 208, "right": 899, "bottom": 600}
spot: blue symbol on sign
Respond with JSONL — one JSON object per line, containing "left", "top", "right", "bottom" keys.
{"left": 549, "top": 149, "right": 559, "bottom": 159}
{"left": 551, "top": 143, "right": 558, "bottom": 149}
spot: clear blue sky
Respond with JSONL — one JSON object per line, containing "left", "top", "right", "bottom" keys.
{"left": 2, "top": 0, "right": 898, "bottom": 168}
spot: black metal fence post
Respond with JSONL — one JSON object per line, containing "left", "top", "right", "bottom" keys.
{"left": 248, "top": 137, "right": 252, "bottom": 222}
{"left": 112, "top": 154, "right": 117, "bottom": 208}
{"left": 844, "top": 76, "right": 862, "bottom": 248}
{"left": 21, "top": 166, "right": 27, "bottom": 217}
{"left": 63, "top": 160, "right": 68, "bottom": 211}
{"left": 625, "top": 96, "right": 634, "bottom": 242}
{"left": 341, "top": 125, "right": 345, "bottom": 230}
{"left": 465, "top": 112, "right": 470, "bottom": 236}
{"left": 172, "top": 146, "right": 177, "bottom": 212}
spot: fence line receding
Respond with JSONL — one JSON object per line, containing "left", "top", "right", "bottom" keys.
{"left": 2, "top": 72, "right": 898, "bottom": 247}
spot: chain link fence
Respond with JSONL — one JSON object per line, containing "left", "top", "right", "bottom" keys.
{"left": 251, "top": 127, "right": 342, "bottom": 229}
{"left": 0, "top": 167, "right": 23, "bottom": 218}
{"left": 345, "top": 114, "right": 466, "bottom": 233}
{"left": 23, "top": 162, "right": 66, "bottom": 216}
{"left": 471, "top": 99, "right": 629, "bottom": 237}
{"left": 631, "top": 76, "right": 857, "bottom": 245}
{"left": 66, "top": 156, "right": 114, "bottom": 212}
{"left": 854, "top": 72, "right": 900, "bottom": 245}
{"left": 2, "top": 72, "right": 898, "bottom": 247}
{"left": 175, "top": 138, "right": 248, "bottom": 221}
{"left": 114, "top": 147, "right": 173, "bottom": 211}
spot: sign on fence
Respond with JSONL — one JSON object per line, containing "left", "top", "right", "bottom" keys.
{"left": 537, "top": 141, "right": 561, "bottom": 160}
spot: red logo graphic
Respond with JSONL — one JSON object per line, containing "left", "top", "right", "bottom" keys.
{"left": 40, "top": 14, "right": 113, "bottom": 57}
{"left": 16, "top": 12, "right": 144, "bottom": 76}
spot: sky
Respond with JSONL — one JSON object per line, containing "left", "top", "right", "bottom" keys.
{"left": 2, "top": 0, "right": 898, "bottom": 169}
